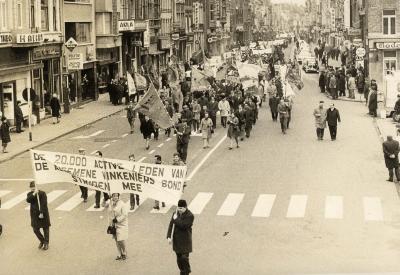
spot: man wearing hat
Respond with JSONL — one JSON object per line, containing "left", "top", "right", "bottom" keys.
{"left": 125, "top": 100, "right": 137, "bottom": 134}
{"left": 313, "top": 101, "right": 327, "bottom": 140}
{"left": 167, "top": 199, "right": 194, "bottom": 275}
{"left": 26, "top": 181, "right": 50, "bottom": 250}
{"left": 78, "top": 148, "right": 88, "bottom": 202}
{"left": 383, "top": 135, "right": 400, "bottom": 182}
{"left": 175, "top": 114, "right": 191, "bottom": 163}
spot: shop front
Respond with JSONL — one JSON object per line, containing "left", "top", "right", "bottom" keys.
{"left": 159, "top": 36, "right": 172, "bottom": 72}
{"left": 97, "top": 48, "right": 120, "bottom": 93}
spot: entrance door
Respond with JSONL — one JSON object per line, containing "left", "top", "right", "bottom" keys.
{"left": 383, "top": 50, "right": 397, "bottom": 77}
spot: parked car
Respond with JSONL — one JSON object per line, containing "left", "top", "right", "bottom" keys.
{"left": 302, "top": 58, "right": 319, "bottom": 73}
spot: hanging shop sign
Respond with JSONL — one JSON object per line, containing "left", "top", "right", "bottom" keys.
{"left": 32, "top": 45, "right": 61, "bottom": 61}
{"left": 0, "top": 33, "right": 13, "bottom": 44}
{"left": 67, "top": 53, "right": 83, "bottom": 70}
{"left": 143, "top": 20, "right": 150, "bottom": 48}
{"left": 376, "top": 42, "right": 400, "bottom": 50}
{"left": 16, "top": 33, "right": 43, "bottom": 44}
{"left": 118, "top": 20, "right": 147, "bottom": 32}
{"left": 347, "top": 28, "right": 361, "bottom": 36}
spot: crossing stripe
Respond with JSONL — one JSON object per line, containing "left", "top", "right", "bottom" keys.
{"left": 286, "top": 195, "right": 308, "bottom": 218}
{"left": 55, "top": 191, "right": 95, "bottom": 211}
{"left": 251, "top": 194, "right": 276, "bottom": 218}
{"left": 150, "top": 203, "right": 173, "bottom": 214}
{"left": 121, "top": 133, "right": 129, "bottom": 138}
{"left": 157, "top": 143, "right": 164, "bottom": 148}
{"left": 25, "top": 190, "right": 68, "bottom": 210}
{"left": 148, "top": 149, "right": 155, "bottom": 155}
{"left": 0, "top": 190, "right": 12, "bottom": 197}
{"left": 324, "top": 196, "right": 343, "bottom": 219}
{"left": 188, "top": 192, "right": 213, "bottom": 215}
{"left": 217, "top": 193, "right": 245, "bottom": 216}
{"left": 363, "top": 197, "right": 383, "bottom": 221}
{"left": 0, "top": 191, "right": 28, "bottom": 210}
{"left": 138, "top": 157, "right": 146, "bottom": 163}
{"left": 166, "top": 138, "right": 172, "bottom": 142}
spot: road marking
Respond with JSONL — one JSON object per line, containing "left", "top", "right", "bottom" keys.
{"left": 0, "top": 190, "right": 12, "bottom": 197}
{"left": 188, "top": 192, "right": 214, "bottom": 215}
{"left": 72, "top": 130, "right": 105, "bottom": 139}
{"left": 157, "top": 143, "right": 164, "bottom": 148}
{"left": 111, "top": 140, "right": 118, "bottom": 143}
{"left": 286, "top": 195, "right": 308, "bottom": 218}
{"left": 102, "top": 144, "right": 110, "bottom": 148}
{"left": 251, "top": 194, "right": 276, "bottom": 218}
{"left": 90, "top": 150, "right": 98, "bottom": 155}
{"left": 0, "top": 178, "right": 34, "bottom": 182}
{"left": 187, "top": 135, "right": 227, "bottom": 180}
{"left": 217, "top": 193, "right": 245, "bottom": 216}
{"left": 166, "top": 138, "right": 172, "bottom": 142}
{"left": 25, "top": 190, "right": 67, "bottom": 210}
{"left": 121, "top": 133, "right": 129, "bottom": 138}
{"left": 148, "top": 149, "right": 155, "bottom": 154}
{"left": 363, "top": 197, "right": 383, "bottom": 221}
{"left": 324, "top": 196, "right": 343, "bottom": 219}
{"left": 0, "top": 191, "right": 28, "bottom": 210}
{"left": 150, "top": 204, "right": 173, "bottom": 214}
{"left": 55, "top": 191, "right": 95, "bottom": 211}
{"left": 138, "top": 157, "right": 146, "bottom": 162}
{"left": 87, "top": 203, "right": 105, "bottom": 212}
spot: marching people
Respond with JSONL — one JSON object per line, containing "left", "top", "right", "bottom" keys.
{"left": 50, "top": 93, "right": 61, "bottom": 124}
{"left": 94, "top": 151, "right": 110, "bottom": 208}
{"left": 26, "top": 181, "right": 50, "bottom": 250}
{"left": 319, "top": 71, "right": 326, "bottom": 93}
{"left": 140, "top": 115, "right": 155, "bottom": 150}
{"left": 175, "top": 114, "right": 191, "bottom": 163}
{"left": 244, "top": 103, "right": 254, "bottom": 138}
{"left": 368, "top": 83, "right": 378, "bottom": 117}
{"left": 207, "top": 97, "right": 219, "bottom": 130}
{"left": 313, "top": 101, "right": 327, "bottom": 140}
{"left": 78, "top": 148, "right": 88, "bottom": 202}
{"left": 0, "top": 117, "right": 10, "bottom": 153}
{"left": 128, "top": 154, "right": 140, "bottom": 210}
{"left": 347, "top": 73, "right": 356, "bottom": 99}
{"left": 15, "top": 101, "right": 24, "bottom": 133}
{"left": 284, "top": 97, "right": 293, "bottom": 129}
{"left": 167, "top": 199, "right": 194, "bottom": 275}
{"left": 269, "top": 94, "right": 279, "bottom": 122}
{"left": 382, "top": 135, "right": 400, "bottom": 182}
{"left": 126, "top": 100, "right": 136, "bottom": 134}
{"left": 153, "top": 155, "right": 166, "bottom": 210}
{"left": 236, "top": 104, "right": 246, "bottom": 141}
{"left": 277, "top": 99, "right": 289, "bottom": 134}
{"left": 108, "top": 193, "right": 129, "bottom": 260}
{"left": 218, "top": 96, "right": 231, "bottom": 128}
{"left": 164, "top": 101, "right": 174, "bottom": 137}
{"left": 191, "top": 99, "right": 201, "bottom": 133}
{"left": 200, "top": 112, "right": 213, "bottom": 149}
{"left": 326, "top": 103, "right": 341, "bottom": 141}
{"left": 227, "top": 113, "right": 240, "bottom": 149}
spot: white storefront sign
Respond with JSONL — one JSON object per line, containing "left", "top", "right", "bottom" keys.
{"left": 118, "top": 20, "right": 147, "bottom": 32}
{"left": 67, "top": 53, "right": 83, "bottom": 70}
{"left": 376, "top": 42, "right": 400, "bottom": 50}
{"left": 0, "top": 33, "right": 13, "bottom": 44}
{"left": 16, "top": 33, "right": 43, "bottom": 44}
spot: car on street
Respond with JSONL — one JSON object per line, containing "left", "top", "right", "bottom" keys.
{"left": 302, "top": 57, "right": 319, "bottom": 73}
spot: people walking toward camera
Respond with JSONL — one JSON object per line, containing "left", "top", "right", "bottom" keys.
{"left": 108, "top": 193, "right": 128, "bottom": 260}
{"left": 314, "top": 101, "right": 327, "bottom": 140}
{"left": 140, "top": 115, "right": 154, "bottom": 150}
{"left": 383, "top": 135, "right": 400, "bottom": 182}
{"left": 153, "top": 155, "right": 166, "bottom": 210}
{"left": 278, "top": 99, "right": 289, "bottom": 134}
{"left": 126, "top": 100, "right": 136, "bottom": 134}
{"left": 78, "top": 148, "right": 88, "bottom": 202}
{"left": 94, "top": 151, "right": 110, "bottom": 208}
{"left": 50, "top": 94, "right": 61, "bottom": 124}
{"left": 227, "top": 113, "right": 240, "bottom": 149}
{"left": 128, "top": 154, "right": 140, "bottom": 210}
{"left": 200, "top": 112, "right": 213, "bottom": 149}
{"left": 326, "top": 103, "right": 341, "bottom": 141}
{"left": 26, "top": 181, "right": 50, "bottom": 250}
{"left": 0, "top": 117, "right": 10, "bottom": 153}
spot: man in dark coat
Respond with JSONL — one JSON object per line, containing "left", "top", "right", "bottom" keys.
{"left": 382, "top": 135, "right": 400, "bottom": 182}
{"left": 337, "top": 72, "right": 346, "bottom": 97}
{"left": 244, "top": 103, "right": 254, "bottom": 138}
{"left": 326, "top": 103, "right": 341, "bottom": 141}
{"left": 26, "top": 181, "right": 50, "bottom": 250}
{"left": 175, "top": 115, "right": 191, "bottom": 163}
{"left": 269, "top": 94, "right": 279, "bottom": 121}
{"left": 319, "top": 71, "right": 326, "bottom": 93}
{"left": 15, "top": 100, "right": 24, "bottom": 133}
{"left": 368, "top": 84, "right": 378, "bottom": 117}
{"left": 167, "top": 199, "right": 194, "bottom": 275}
{"left": 207, "top": 97, "right": 219, "bottom": 129}
{"left": 50, "top": 94, "right": 61, "bottom": 124}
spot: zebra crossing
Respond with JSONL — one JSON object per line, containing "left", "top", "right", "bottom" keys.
{"left": 0, "top": 190, "right": 392, "bottom": 222}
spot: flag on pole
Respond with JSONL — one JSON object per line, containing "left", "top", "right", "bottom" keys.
{"left": 133, "top": 83, "right": 174, "bottom": 129}
{"left": 191, "top": 67, "right": 210, "bottom": 91}
{"left": 127, "top": 72, "right": 136, "bottom": 96}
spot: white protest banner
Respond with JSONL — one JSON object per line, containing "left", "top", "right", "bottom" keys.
{"left": 31, "top": 150, "right": 187, "bottom": 206}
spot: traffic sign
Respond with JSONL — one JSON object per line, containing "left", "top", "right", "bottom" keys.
{"left": 67, "top": 53, "right": 83, "bottom": 70}
{"left": 22, "top": 88, "right": 36, "bottom": 102}
{"left": 356, "top": 47, "right": 366, "bottom": 57}
{"left": 65, "top": 37, "right": 78, "bottom": 52}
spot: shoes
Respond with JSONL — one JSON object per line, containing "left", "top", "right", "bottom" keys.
{"left": 83, "top": 198, "right": 88, "bottom": 203}
{"left": 3, "top": 151, "right": 8, "bottom": 153}
{"left": 387, "top": 179, "right": 394, "bottom": 182}
{"left": 153, "top": 206, "right": 160, "bottom": 210}
{"left": 130, "top": 131, "right": 133, "bottom": 134}
{"left": 121, "top": 255, "right": 127, "bottom": 260}
{"left": 38, "top": 242, "right": 44, "bottom": 249}
{"left": 130, "top": 206, "right": 135, "bottom": 210}
{"left": 42, "top": 243, "right": 49, "bottom": 250}
{"left": 228, "top": 147, "right": 233, "bottom": 150}
{"left": 162, "top": 202, "right": 165, "bottom": 207}
{"left": 94, "top": 205, "right": 100, "bottom": 209}
{"left": 115, "top": 255, "right": 123, "bottom": 260}
{"left": 237, "top": 145, "right": 240, "bottom": 148}
{"left": 146, "top": 146, "right": 150, "bottom": 150}
{"left": 240, "top": 138, "right": 244, "bottom": 141}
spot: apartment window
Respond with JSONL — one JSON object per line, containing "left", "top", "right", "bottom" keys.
{"left": 65, "top": 22, "right": 91, "bottom": 43}
{"left": 383, "top": 10, "right": 396, "bottom": 35}
{"left": 41, "top": 0, "right": 49, "bottom": 31}
{"left": 53, "top": 0, "right": 58, "bottom": 31}
{"left": 95, "top": 13, "right": 111, "bottom": 35}
{"left": 17, "top": 2, "right": 23, "bottom": 28}
{"left": 0, "top": 0, "right": 7, "bottom": 30}
{"left": 64, "top": 0, "right": 90, "bottom": 3}
{"left": 30, "top": 0, "right": 35, "bottom": 29}
{"left": 384, "top": 51, "right": 397, "bottom": 75}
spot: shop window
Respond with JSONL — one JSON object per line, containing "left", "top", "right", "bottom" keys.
{"left": 384, "top": 51, "right": 397, "bottom": 75}
{"left": 65, "top": 22, "right": 91, "bottom": 43}
{"left": 95, "top": 13, "right": 111, "bottom": 35}
{"left": 41, "top": 0, "right": 49, "bottom": 31}
{"left": 383, "top": 10, "right": 396, "bottom": 35}
{"left": 0, "top": 0, "right": 7, "bottom": 31}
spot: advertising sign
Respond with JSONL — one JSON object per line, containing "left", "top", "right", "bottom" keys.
{"left": 67, "top": 53, "right": 83, "bottom": 70}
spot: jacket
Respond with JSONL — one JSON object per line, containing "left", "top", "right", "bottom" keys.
{"left": 0, "top": 121, "right": 11, "bottom": 143}
{"left": 140, "top": 119, "right": 155, "bottom": 136}
{"left": 319, "top": 74, "right": 325, "bottom": 88}
{"left": 269, "top": 97, "right": 280, "bottom": 113}
{"left": 348, "top": 77, "right": 357, "bottom": 90}
{"left": 329, "top": 76, "right": 337, "bottom": 89}
{"left": 326, "top": 108, "right": 341, "bottom": 126}
{"left": 50, "top": 97, "right": 61, "bottom": 117}
{"left": 15, "top": 105, "right": 23, "bottom": 120}
{"left": 167, "top": 209, "right": 194, "bottom": 254}
{"left": 26, "top": 190, "right": 51, "bottom": 228}
{"left": 111, "top": 200, "right": 129, "bottom": 241}
{"left": 383, "top": 139, "right": 400, "bottom": 169}
{"left": 218, "top": 100, "right": 231, "bottom": 117}
{"left": 278, "top": 102, "right": 289, "bottom": 118}
{"left": 313, "top": 107, "right": 327, "bottom": 128}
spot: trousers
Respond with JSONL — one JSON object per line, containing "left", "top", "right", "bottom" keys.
{"left": 33, "top": 226, "right": 49, "bottom": 244}
{"left": 328, "top": 125, "right": 337, "bottom": 140}
{"left": 95, "top": 191, "right": 109, "bottom": 206}
{"left": 221, "top": 116, "right": 227, "bottom": 128}
{"left": 316, "top": 128, "right": 325, "bottom": 139}
{"left": 271, "top": 110, "right": 278, "bottom": 121}
{"left": 79, "top": 186, "right": 88, "bottom": 199}
{"left": 176, "top": 253, "right": 191, "bottom": 275}
{"left": 388, "top": 167, "right": 400, "bottom": 181}
{"left": 279, "top": 116, "right": 287, "bottom": 133}
{"left": 177, "top": 142, "right": 188, "bottom": 162}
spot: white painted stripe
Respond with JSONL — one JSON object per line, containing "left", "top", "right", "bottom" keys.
{"left": 87, "top": 204, "right": 105, "bottom": 212}
{"left": 363, "top": 197, "right": 383, "bottom": 221}
{"left": 90, "top": 150, "right": 98, "bottom": 155}
{"left": 188, "top": 192, "right": 214, "bottom": 215}
{"left": 150, "top": 204, "right": 172, "bottom": 214}
{"left": 55, "top": 191, "right": 94, "bottom": 211}
{"left": 25, "top": 190, "right": 67, "bottom": 210}
{"left": 89, "top": 130, "right": 105, "bottom": 137}
{"left": 102, "top": 144, "right": 110, "bottom": 148}
{"left": 148, "top": 149, "right": 155, "bottom": 155}
{"left": 157, "top": 143, "right": 164, "bottom": 148}
{"left": 121, "top": 133, "right": 129, "bottom": 138}
{"left": 0, "top": 190, "right": 12, "bottom": 197}
{"left": 0, "top": 191, "right": 28, "bottom": 210}
{"left": 217, "top": 193, "right": 244, "bottom": 216}
{"left": 166, "top": 138, "right": 172, "bottom": 142}
{"left": 251, "top": 194, "right": 276, "bottom": 218}
{"left": 138, "top": 157, "right": 146, "bottom": 163}
{"left": 286, "top": 195, "right": 308, "bottom": 218}
{"left": 324, "top": 196, "right": 343, "bottom": 219}
{"left": 0, "top": 178, "right": 34, "bottom": 182}
{"left": 187, "top": 135, "right": 227, "bottom": 180}
{"left": 111, "top": 140, "right": 118, "bottom": 143}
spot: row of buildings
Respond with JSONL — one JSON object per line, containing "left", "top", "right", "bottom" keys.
{"left": 304, "top": 0, "right": 400, "bottom": 94}
{"left": 0, "top": 0, "right": 255, "bottom": 124}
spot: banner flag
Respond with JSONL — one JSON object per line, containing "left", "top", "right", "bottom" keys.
{"left": 127, "top": 72, "right": 136, "bottom": 96}
{"left": 134, "top": 72, "right": 147, "bottom": 90}
{"left": 286, "top": 64, "right": 304, "bottom": 92}
{"left": 133, "top": 83, "right": 174, "bottom": 129}
{"left": 31, "top": 150, "right": 187, "bottom": 206}
{"left": 237, "top": 62, "right": 262, "bottom": 80}
{"left": 191, "top": 67, "right": 210, "bottom": 91}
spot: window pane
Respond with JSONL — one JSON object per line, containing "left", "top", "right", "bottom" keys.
{"left": 1, "top": 2, "right": 6, "bottom": 29}
{"left": 104, "top": 13, "right": 111, "bottom": 34}
{"left": 391, "top": 17, "right": 396, "bottom": 34}
{"left": 53, "top": 60, "right": 60, "bottom": 74}
{"left": 95, "top": 14, "right": 103, "bottom": 34}
{"left": 384, "top": 51, "right": 396, "bottom": 58}
{"left": 41, "top": 7, "right": 49, "bottom": 30}
{"left": 383, "top": 17, "right": 389, "bottom": 34}
{"left": 383, "top": 10, "right": 395, "bottom": 15}
{"left": 17, "top": 3, "right": 22, "bottom": 27}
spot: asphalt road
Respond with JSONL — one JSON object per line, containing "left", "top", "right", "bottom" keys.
{"left": 1, "top": 56, "right": 400, "bottom": 275}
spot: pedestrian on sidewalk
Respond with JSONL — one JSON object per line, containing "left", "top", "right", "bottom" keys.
{"left": 167, "top": 199, "right": 194, "bottom": 275}
{"left": 50, "top": 94, "right": 61, "bottom": 124}
{"left": 363, "top": 79, "right": 371, "bottom": 106}
{"left": 126, "top": 101, "right": 136, "bottom": 134}
{"left": 329, "top": 73, "right": 338, "bottom": 99}
{"left": 269, "top": 94, "right": 279, "bottom": 121}
{"left": 227, "top": 113, "right": 240, "bottom": 149}
{"left": 368, "top": 84, "right": 378, "bottom": 117}
{"left": 347, "top": 73, "right": 356, "bottom": 99}
{"left": 326, "top": 104, "right": 341, "bottom": 141}
{"left": 278, "top": 99, "right": 289, "bottom": 134}
{"left": 0, "top": 116, "right": 10, "bottom": 153}
{"left": 94, "top": 151, "right": 110, "bottom": 209}
{"left": 140, "top": 115, "right": 154, "bottom": 150}
{"left": 26, "top": 181, "right": 50, "bottom": 250}
{"left": 383, "top": 135, "right": 400, "bottom": 182}
{"left": 78, "top": 148, "right": 88, "bottom": 202}
{"left": 356, "top": 70, "right": 365, "bottom": 102}
{"left": 313, "top": 101, "right": 327, "bottom": 140}
{"left": 319, "top": 71, "right": 326, "bottom": 93}
{"left": 15, "top": 101, "right": 24, "bottom": 133}
{"left": 153, "top": 155, "right": 166, "bottom": 210}
{"left": 128, "top": 154, "right": 140, "bottom": 210}
{"left": 108, "top": 193, "right": 128, "bottom": 260}
{"left": 337, "top": 71, "right": 346, "bottom": 97}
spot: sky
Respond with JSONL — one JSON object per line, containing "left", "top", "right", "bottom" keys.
{"left": 271, "top": 0, "right": 306, "bottom": 5}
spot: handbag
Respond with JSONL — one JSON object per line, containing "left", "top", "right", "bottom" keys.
{"left": 107, "top": 224, "right": 116, "bottom": 235}
{"left": 36, "top": 192, "right": 44, "bottom": 219}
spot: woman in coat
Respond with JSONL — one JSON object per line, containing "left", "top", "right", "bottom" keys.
{"left": 0, "top": 116, "right": 10, "bottom": 153}
{"left": 368, "top": 84, "right": 378, "bottom": 117}
{"left": 50, "top": 94, "right": 61, "bottom": 124}
{"left": 140, "top": 115, "right": 154, "bottom": 150}
{"left": 200, "top": 112, "right": 213, "bottom": 149}
{"left": 109, "top": 193, "right": 128, "bottom": 260}
{"left": 347, "top": 74, "right": 357, "bottom": 99}
{"left": 227, "top": 113, "right": 240, "bottom": 149}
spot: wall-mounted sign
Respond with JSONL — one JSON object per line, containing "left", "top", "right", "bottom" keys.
{"left": 32, "top": 45, "right": 61, "bottom": 61}
{"left": 143, "top": 20, "right": 150, "bottom": 48}
{"left": 16, "top": 33, "right": 43, "bottom": 44}
{"left": 65, "top": 37, "right": 78, "bottom": 52}
{"left": 172, "top": 33, "right": 179, "bottom": 41}
{"left": 376, "top": 42, "right": 400, "bottom": 50}
{"left": 356, "top": 47, "right": 366, "bottom": 57}
{"left": 118, "top": 20, "right": 146, "bottom": 32}
{"left": 348, "top": 28, "right": 361, "bottom": 36}
{"left": 0, "top": 33, "right": 12, "bottom": 44}
{"left": 67, "top": 53, "right": 83, "bottom": 70}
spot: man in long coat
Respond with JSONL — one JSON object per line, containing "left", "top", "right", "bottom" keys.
{"left": 15, "top": 100, "right": 24, "bottom": 133}
{"left": 383, "top": 135, "right": 400, "bottom": 182}
{"left": 313, "top": 101, "right": 327, "bottom": 140}
{"left": 167, "top": 199, "right": 194, "bottom": 275}
{"left": 26, "top": 181, "right": 50, "bottom": 250}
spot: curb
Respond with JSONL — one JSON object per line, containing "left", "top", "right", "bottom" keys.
{"left": 372, "top": 117, "right": 384, "bottom": 143}
{"left": 0, "top": 108, "right": 124, "bottom": 164}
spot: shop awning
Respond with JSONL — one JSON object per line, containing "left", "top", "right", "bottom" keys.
{"left": 0, "top": 63, "right": 43, "bottom": 77}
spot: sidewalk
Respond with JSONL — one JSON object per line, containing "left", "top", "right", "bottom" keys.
{"left": 0, "top": 93, "right": 125, "bottom": 164}
{"left": 375, "top": 117, "right": 398, "bottom": 142}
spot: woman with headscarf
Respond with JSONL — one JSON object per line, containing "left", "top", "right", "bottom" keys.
{"left": 109, "top": 193, "right": 128, "bottom": 260}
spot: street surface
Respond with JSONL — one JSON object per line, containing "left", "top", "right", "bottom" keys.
{"left": 1, "top": 57, "right": 400, "bottom": 275}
